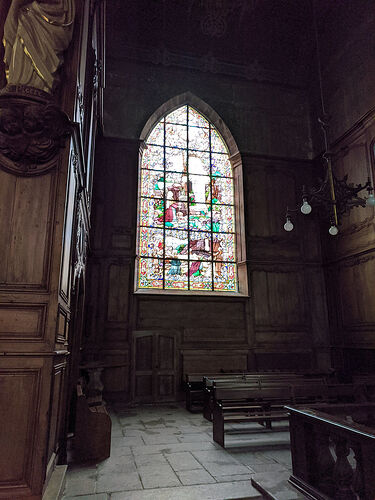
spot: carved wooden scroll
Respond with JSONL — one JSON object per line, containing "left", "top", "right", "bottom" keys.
{"left": 0, "top": 85, "right": 72, "bottom": 175}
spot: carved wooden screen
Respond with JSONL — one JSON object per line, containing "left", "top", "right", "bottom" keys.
{"left": 137, "top": 105, "right": 237, "bottom": 292}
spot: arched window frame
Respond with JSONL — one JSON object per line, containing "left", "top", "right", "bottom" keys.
{"left": 135, "top": 92, "right": 248, "bottom": 296}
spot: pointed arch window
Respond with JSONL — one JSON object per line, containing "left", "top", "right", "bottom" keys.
{"left": 136, "top": 105, "right": 238, "bottom": 292}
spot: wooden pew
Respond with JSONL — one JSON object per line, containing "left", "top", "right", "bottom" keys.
{"left": 212, "top": 381, "right": 334, "bottom": 448}
{"left": 212, "top": 385, "right": 292, "bottom": 447}
{"left": 204, "top": 374, "right": 325, "bottom": 421}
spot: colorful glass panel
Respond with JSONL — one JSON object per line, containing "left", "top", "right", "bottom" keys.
{"left": 139, "top": 227, "right": 164, "bottom": 258}
{"left": 188, "top": 151, "right": 210, "bottom": 175}
{"left": 212, "top": 205, "right": 235, "bottom": 233}
{"left": 165, "top": 107, "right": 187, "bottom": 125}
{"left": 214, "top": 263, "right": 237, "bottom": 291}
{"left": 211, "top": 128, "right": 227, "bottom": 153}
{"left": 165, "top": 172, "right": 188, "bottom": 201}
{"left": 189, "top": 125, "right": 210, "bottom": 151}
{"left": 147, "top": 122, "right": 164, "bottom": 146}
{"left": 139, "top": 257, "right": 164, "bottom": 289}
{"left": 165, "top": 229, "right": 189, "bottom": 260}
{"left": 140, "top": 197, "right": 164, "bottom": 228}
{"left": 189, "top": 174, "right": 211, "bottom": 204}
{"left": 213, "top": 233, "right": 235, "bottom": 262}
{"left": 137, "top": 105, "right": 237, "bottom": 292}
{"left": 142, "top": 145, "right": 164, "bottom": 171}
{"left": 165, "top": 201, "right": 188, "bottom": 229}
{"left": 188, "top": 107, "right": 209, "bottom": 128}
{"left": 189, "top": 231, "right": 212, "bottom": 261}
{"left": 189, "top": 261, "right": 212, "bottom": 290}
{"left": 211, "top": 153, "right": 232, "bottom": 177}
{"left": 165, "top": 123, "right": 187, "bottom": 148}
{"left": 212, "top": 177, "right": 233, "bottom": 205}
{"left": 189, "top": 203, "right": 211, "bottom": 232}
{"left": 165, "top": 147, "right": 186, "bottom": 173}
{"left": 165, "top": 259, "right": 189, "bottom": 290}
{"left": 140, "top": 170, "right": 164, "bottom": 198}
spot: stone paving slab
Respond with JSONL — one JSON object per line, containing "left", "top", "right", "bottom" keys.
{"left": 64, "top": 495, "right": 108, "bottom": 500}
{"left": 63, "top": 403, "right": 293, "bottom": 500}
{"left": 165, "top": 451, "right": 203, "bottom": 471}
{"left": 111, "top": 480, "right": 263, "bottom": 499}
{"left": 131, "top": 440, "right": 217, "bottom": 455}
{"left": 137, "top": 464, "right": 181, "bottom": 489}
{"left": 176, "top": 468, "right": 216, "bottom": 485}
{"left": 251, "top": 471, "right": 308, "bottom": 499}
{"left": 96, "top": 471, "right": 143, "bottom": 493}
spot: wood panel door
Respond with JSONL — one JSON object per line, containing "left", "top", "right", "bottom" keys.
{"left": 132, "top": 331, "right": 178, "bottom": 403}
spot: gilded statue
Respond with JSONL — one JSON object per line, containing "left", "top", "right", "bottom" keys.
{"left": 3, "top": 0, "right": 75, "bottom": 94}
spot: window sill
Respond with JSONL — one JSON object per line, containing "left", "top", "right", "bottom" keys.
{"left": 133, "top": 288, "right": 249, "bottom": 298}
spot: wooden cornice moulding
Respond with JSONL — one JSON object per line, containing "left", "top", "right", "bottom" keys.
{"left": 0, "top": 85, "right": 72, "bottom": 176}
{"left": 0, "top": 350, "right": 69, "bottom": 357}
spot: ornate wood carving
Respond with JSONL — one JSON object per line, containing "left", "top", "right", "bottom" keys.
{"left": 0, "top": 87, "right": 71, "bottom": 175}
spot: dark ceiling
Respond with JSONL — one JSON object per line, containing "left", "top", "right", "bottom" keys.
{"left": 105, "top": 0, "right": 365, "bottom": 88}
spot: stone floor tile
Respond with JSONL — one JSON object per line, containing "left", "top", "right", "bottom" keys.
{"left": 64, "top": 474, "right": 96, "bottom": 497}
{"left": 176, "top": 469, "right": 216, "bottom": 485}
{"left": 96, "top": 471, "right": 142, "bottom": 493}
{"left": 250, "top": 462, "right": 289, "bottom": 473}
{"left": 202, "top": 461, "right": 251, "bottom": 477}
{"left": 192, "top": 449, "right": 238, "bottom": 463}
{"left": 266, "top": 448, "right": 293, "bottom": 466}
{"left": 141, "top": 434, "right": 180, "bottom": 445}
{"left": 97, "top": 455, "right": 136, "bottom": 474}
{"left": 110, "top": 446, "right": 132, "bottom": 457}
{"left": 165, "top": 451, "right": 202, "bottom": 471}
{"left": 134, "top": 453, "right": 168, "bottom": 467}
{"left": 228, "top": 450, "right": 275, "bottom": 466}
{"left": 214, "top": 473, "right": 254, "bottom": 482}
{"left": 137, "top": 464, "right": 181, "bottom": 489}
{"left": 114, "top": 436, "right": 145, "bottom": 447}
{"left": 111, "top": 480, "right": 262, "bottom": 499}
{"left": 64, "top": 495, "right": 108, "bottom": 500}
{"left": 177, "top": 433, "right": 211, "bottom": 443}
{"left": 131, "top": 441, "right": 216, "bottom": 456}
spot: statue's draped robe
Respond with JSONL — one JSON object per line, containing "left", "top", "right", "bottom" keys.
{"left": 4, "top": 0, "right": 75, "bottom": 93}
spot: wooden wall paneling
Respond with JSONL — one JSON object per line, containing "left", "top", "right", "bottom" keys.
{"left": 252, "top": 268, "right": 307, "bottom": 330}
{"left": 136, "top": 296, "right": 248, "bottom": 346}
{"left": 181, "top": 349, "right": 248, "bottom": 375}
{"left": 337, "top": 254, "right": 375, "bottom": 339}
{"left": 0, "top": 170, "right": 57, "bottom": 289}
{"left": 106, "top": 263, "right": 130, "bottom": 323}
{"left": 304, "top": 266, "right": 330, "bottom": 368}
{"left": 0, "top": 170, "right": 16, "bottom": 282}
{"left": 102, "top": 349, "right": 130, "bottom": 398}
{"left": 0, "top": 303, "right": 47, "bottom": 343}
{"left": 46, "top": 358, "right": 67, "bottom": 475}
{"left": 0, "top": 356, "right": 52, "bottom": 499}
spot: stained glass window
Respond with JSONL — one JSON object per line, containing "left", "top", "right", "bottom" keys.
{"left": 137, "top": 105, "right": 237, "bottom": 292}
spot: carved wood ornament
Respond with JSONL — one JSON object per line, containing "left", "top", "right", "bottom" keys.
{"left": 0, "top": 86, "right": 72, "bottom": 175}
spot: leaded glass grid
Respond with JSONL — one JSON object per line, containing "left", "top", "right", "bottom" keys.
{"left": 137, "top": 105, "right": 237, "bottom": 292}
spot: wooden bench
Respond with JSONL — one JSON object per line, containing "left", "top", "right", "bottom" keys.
{"left": 212, "top": 385, "right": 293, "bottom": 447}
{"left": 184, "top": 371, "right": 247, "bottom": 412}
{"left": 212, "top": 381, "right": 340, "bottom": 448}
{"left": 204, "top": 374, "right": 326, "bottom": 421}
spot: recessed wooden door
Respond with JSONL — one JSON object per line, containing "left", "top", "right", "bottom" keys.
{"left": 132, "top": 331, "right": 178, "bottom": 403}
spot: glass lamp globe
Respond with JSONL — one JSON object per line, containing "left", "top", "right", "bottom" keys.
{"left": 284, "top": 218, "right": 294, "bottom": 232}
{"left": 300, "top": 200, "right": 312, "bottom": 215}
{"left": 366, "top": 192, "right": 375, "bottom": 207}
{"left": 328, "top": 224, "right": 339, "bottom": 236}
